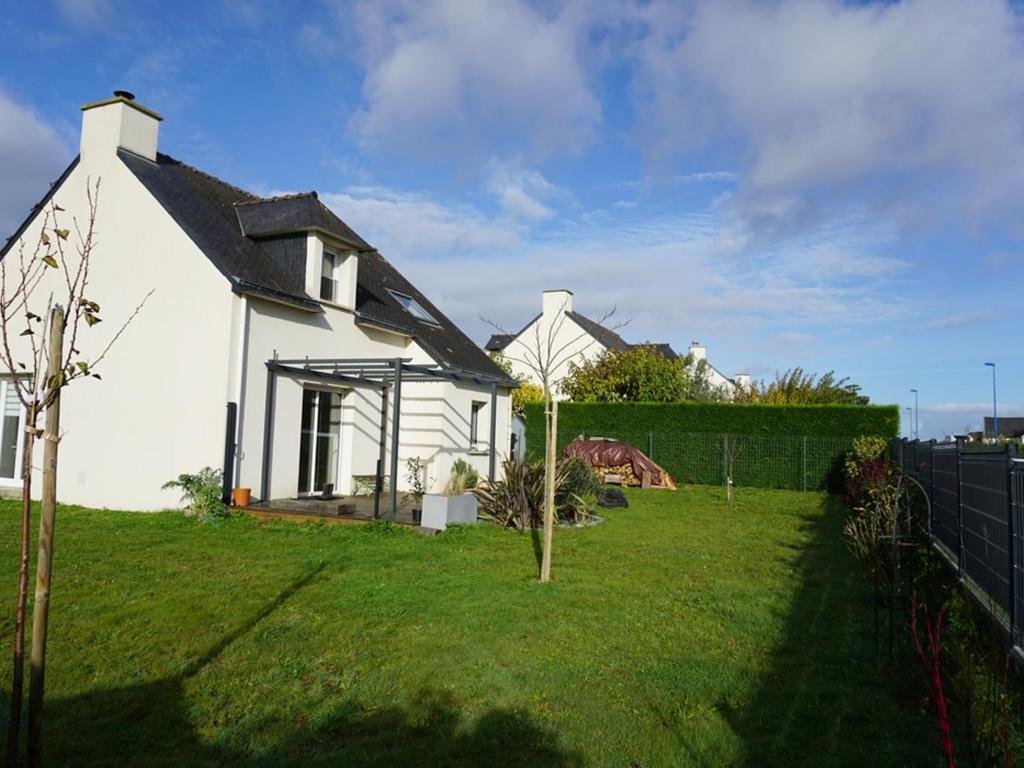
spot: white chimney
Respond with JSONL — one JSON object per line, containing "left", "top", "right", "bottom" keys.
{"left": 688, "top": 341, "right": 707, "bottom": 362}
{"left": 80, "top": 90, "right": 162, "bottom": 163}
{"left": 734, "top": 373, "right": 751, "bottom": 388}
{"left": 542, "top": 289, "right": 573, "bottom": 319}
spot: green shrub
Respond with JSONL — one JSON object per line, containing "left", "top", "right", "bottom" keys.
{"left": 557, "top": 457, "right": 602, "bottom": 523}
{"left": 162, "top": 467, "right": 227, "bottom": 522}
{"left": 443, "top": 459, "right": 480, "bottom": 496}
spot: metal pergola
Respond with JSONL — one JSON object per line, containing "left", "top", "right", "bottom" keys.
{"left": 261, "top": 355, "right": 511, "bottom": 517}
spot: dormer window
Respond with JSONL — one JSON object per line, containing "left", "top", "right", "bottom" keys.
{"left": 388, "top": 289, "right": 438, "bottom": 325}
{"left": 320, "top": 250, "right": 342, "bottom": 302}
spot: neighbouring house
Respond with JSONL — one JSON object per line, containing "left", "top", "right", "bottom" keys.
{"left": 485, "top": 289, "right": 748, "bottom": 399}
{"left": 984, "top": 417, "right": 1024, "bottom": 440}
{"left": 0, "top": 91, "right": 515, "bottom": 512}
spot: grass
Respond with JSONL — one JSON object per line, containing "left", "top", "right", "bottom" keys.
{"left": 0, "top": 486, "right": 935, "bottom": 767}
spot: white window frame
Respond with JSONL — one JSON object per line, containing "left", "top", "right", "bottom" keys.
{"left": 0, "top": 379, "right": 26, "bottom": 485}
{"left": 470, "top": 400, "right": 486, "bottom": 451}
{"left": 388, "top": 289, "right": 440, "bottom": 325}
{"left": 320, "top": 249, "right": 341, "bottom": 303}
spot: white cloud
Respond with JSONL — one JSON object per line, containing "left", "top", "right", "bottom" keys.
{"left": 916, "top": 310, "right": 1000, "bottom": 330}
{"left": 55, "top": 0, "right": 111, "bottom": 26}
{"left": 486, "top": 163, "right": 560, "bottom": 220}
{"left": 0, "top": 91, "right": 73, "bottom": 240}
{"left": 633, "top": 0, "right": 1024, "bottom": 234}
{"left": 320, "top": 186, "right": 520, "bottom": 256}
{"left": 348, "top": 0, "right": 601, "bottom": 162}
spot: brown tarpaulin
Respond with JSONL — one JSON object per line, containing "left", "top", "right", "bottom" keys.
{"left": 561, "top": 438, "right": 676, "bottom": 489}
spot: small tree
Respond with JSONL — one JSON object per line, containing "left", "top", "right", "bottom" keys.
{"left": 560, "top": 344, "right": 725, "bottom": 402}
{"left": 1, "top": 180, "right": 150, "bottom": 766}
{"left": 483, "top": 300, "right": 624, "bottom": 582}
{"left": 735, "top": 368, "right": 869, "bottom": 405}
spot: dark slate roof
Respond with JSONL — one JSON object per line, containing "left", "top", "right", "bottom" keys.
{"left": 566, "top": 311, "right": 631, "bottom": 351}
{"left": 485, "top": 334, "right": 513, "bottom": 351}
{"left": 121, "top": 150, "right": 320, "bottom": 310}
{"left": 1, "top": 156, "right": 80, "bottom": 258}
{"left": 117, "top": 150, "right": 510, "bottom": 383}
{"left": 235, "top": 193, "right": 371, "bottom": 249}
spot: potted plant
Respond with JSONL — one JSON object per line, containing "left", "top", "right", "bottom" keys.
{"left": 421, "top": 459, "right": 479, "bottom": 531}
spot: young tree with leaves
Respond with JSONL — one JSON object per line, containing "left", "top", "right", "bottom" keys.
{"left": 1, "top": 181, "right": 150, "bottom": 767}
{"left": 560, "top": 344, "right": 726, "bottom": 402}
{"left": 484, "top": 301, "right": 624, "bottom": 582}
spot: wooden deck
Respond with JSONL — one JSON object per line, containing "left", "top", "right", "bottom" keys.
{"left": 238, "top": 495, "right": 420, "bottom": 527}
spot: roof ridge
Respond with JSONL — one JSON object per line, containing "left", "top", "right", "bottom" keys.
{"left": 234, "top": 191, "right": 318, "bottom": 207}
{"left": 159, "top": 153, "right": 257, "bottom": 200}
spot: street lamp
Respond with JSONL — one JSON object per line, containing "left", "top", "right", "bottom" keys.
{"left": 984, "top": 362, "right": 997, "bottom": 439}
{"left": 909, "top": 388, "right": 919, "bottom": 440}
{"left": 905, "top": 407, "right": 913, "bottom": 440}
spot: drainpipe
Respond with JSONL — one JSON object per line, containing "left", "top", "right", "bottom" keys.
{"left": 233, "top": 295, "right": 249, "bottom": 484}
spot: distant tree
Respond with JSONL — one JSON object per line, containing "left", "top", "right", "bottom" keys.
{"left": 561, "top": 345, "right": 727, "bottom": 403}
{"left": 736, "top": 368, "right": 869, "bottom": 405}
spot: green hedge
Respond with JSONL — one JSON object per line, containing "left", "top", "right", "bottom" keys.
{"left": 521, "top": 402, "right": 898, "bottom": 492}
{"left": 522, "top": 401, "right": 898, "bottom": 438}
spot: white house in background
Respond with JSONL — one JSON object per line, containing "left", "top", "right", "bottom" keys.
{"left": 0, "top": 91, "right": 514, "bottom": 511}
{"left": 486, "top": 289, "right": 747, "bottom": 398}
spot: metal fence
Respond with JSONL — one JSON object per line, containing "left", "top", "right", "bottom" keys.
{"left": 536, "top": 430, "right": 856, "bottom": 492}
{"left": 891, "top": 438, "right": 1024, "bottom": 649}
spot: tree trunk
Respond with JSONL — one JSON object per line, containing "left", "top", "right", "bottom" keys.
{"left": 4, "top": 408, "right": 35, "bottom": 768}
{"left": 27, "top": 307, "right": 63, "bottom": 767}
{"left": 540, "top": 395, "right": 557, "bottom": 582}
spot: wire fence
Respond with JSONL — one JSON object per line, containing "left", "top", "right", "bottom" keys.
{"left": 891, "top": 438, "right": 1024, "bottom": 650}
{"left": 529, "top": 429, "right": 857, "bottom": 492}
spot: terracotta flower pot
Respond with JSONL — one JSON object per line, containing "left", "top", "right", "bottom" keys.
{"left": 231, "top": 487, "right": 251, "bottom": 508}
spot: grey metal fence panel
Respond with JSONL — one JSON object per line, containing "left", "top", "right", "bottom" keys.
{"left": 1012, "top": 465, "right": 1024, "bottom": 646}
{"left": 932, "top": 443, "right": 960, "bottom": 561}
{"left": 960, "top": 453, "right": 1013, "bottom": 624}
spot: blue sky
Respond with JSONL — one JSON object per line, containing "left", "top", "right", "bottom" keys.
{"left": 1, "top": 0, "right": 1022, "bottom": 438}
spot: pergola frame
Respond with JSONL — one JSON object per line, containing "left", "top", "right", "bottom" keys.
{"left": 261, "top": 354, "right": 509, "bottom": 518}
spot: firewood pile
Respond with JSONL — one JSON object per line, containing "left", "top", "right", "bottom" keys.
{"left": 561, "top": 437, "right": 677, "bottom": 490}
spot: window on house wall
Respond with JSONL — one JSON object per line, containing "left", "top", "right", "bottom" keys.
{"left": 320, "top": 250, "right": 340, "bottom": 302}
{"left": 0, "top": 380, "right": 24, "bottom": 480}
{"left": 388, "top": 289, "right": 439, "bottom": 325}
{"left": 470, "top": 401, "right": 485, "bottom": 448}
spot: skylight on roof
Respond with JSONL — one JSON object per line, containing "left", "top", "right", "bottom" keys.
{"left": 388, "top": 289, "right": 438, "bottom": 325}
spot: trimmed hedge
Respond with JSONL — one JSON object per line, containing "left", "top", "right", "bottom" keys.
{"left": 522, "top": 401, "right": 899, "bottom": 438}
{"left": 522, "top": 401, "right": 898, "bottom": 491}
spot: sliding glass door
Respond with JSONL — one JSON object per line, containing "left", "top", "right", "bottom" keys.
{"left": 0, "top": 380, "right": 24, "bottom": 482}
{"left": 298, "top": 389, "right": 342, "bottom": 496}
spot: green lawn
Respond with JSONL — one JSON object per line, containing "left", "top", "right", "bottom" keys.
{"left": 0, "top": 487, "right": 934, "bottom": 767}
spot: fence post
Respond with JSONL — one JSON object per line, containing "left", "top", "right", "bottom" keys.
{"left": 802, "top": 436, "right": 807, "bottom": 492}
{"left": 721, "top": 434, "right": 727, "bottom": 487}
{"left": 955, "top": 436, "right": 965, "bottom": 578}
{"left": 1007, "top": 445, "right": 1019, "bottom": 646}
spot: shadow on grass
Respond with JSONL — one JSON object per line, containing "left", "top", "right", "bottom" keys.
{"left": 720, "top": 494, "right": 933, "bottom": 767}
{"left": 2, "top": 562, "right": 580, "bottom": 768}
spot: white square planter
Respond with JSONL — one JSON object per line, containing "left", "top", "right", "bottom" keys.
{"left": 421, "top": 493, "right": 478, "bottom": 531}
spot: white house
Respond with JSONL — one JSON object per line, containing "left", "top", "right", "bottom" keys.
{"left": 0, "top": 91, "right": 514, "bottom": 511}
{"left": 486, "top": 289, "right": 747, "bottom": 398}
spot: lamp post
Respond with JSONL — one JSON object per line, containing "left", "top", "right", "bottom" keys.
{"left": 905, "top": 407, "right": 913, "bottom": 440}
{"left": 909, "top": 388, "right": 919, "bottom": 440}
{"left": 984, "top": 362, "right": 997, "bottom": 439}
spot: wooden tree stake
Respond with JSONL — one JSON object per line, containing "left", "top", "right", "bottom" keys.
{"left": 27, "top": 307, "right": 63, "bottom": 767}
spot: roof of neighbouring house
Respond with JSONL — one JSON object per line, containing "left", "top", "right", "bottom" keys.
{"left": 485, "top": 309, "right": 680, "bottom": 361}
{"left": 115, "top": 150, "right": 511, "bottom": 383}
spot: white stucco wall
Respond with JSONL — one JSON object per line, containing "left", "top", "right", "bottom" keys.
{"left": 5, "top": 132, "right": 233, "bottom": 510}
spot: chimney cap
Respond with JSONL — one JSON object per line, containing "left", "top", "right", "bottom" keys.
{"left": 80, "top": 92, "right": 163, "bottom": 121}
